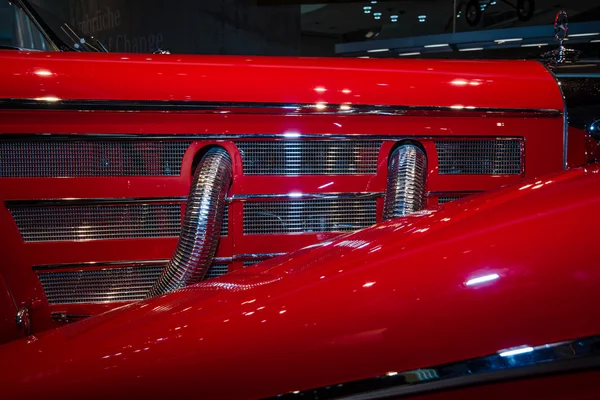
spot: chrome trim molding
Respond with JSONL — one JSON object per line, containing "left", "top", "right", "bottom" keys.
{"left": 5, "top": 197, "right": 187, "bottom": 208}
{"left": 15, "top": 306, "right": 31, "bottom": 336}
{"left": 0, "top": 133, "right": 526, "bottom": 141}
{"left": 543, "top": 64, "right": 569, "bottom": 170}
{"left": 0, "top": 98, "right": 562, "bottom": 117}
{"left": 51, "top": 313, "right": 92, "bottom": 323}
{"left": 266, "top": 335, "right": 600, "bottom": 400}
{"left": 229, "top": 192, "right": 384, "bottom": 202}
{"left": 198, "top": 253, "right": 286, "bottom": 264}
{"left": 383, "top": 144, "right": 427, "bottom": 220}
{"left": 148, "top": 147, "right": 232, "bottom": 296}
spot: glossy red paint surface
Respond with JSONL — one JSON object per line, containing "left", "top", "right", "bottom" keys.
{"left": 0, "top": 51, "right": 568, "bottom": 335}
{"left": 0, "top": 51, "right": 563, "bottom": 110}
{"left": 0, "top": 165, "right": 599, "bottom": 399}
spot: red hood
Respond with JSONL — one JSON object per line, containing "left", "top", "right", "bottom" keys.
{"left": 1, "top": 165, "right": 599, "bottom": 399}
{"left": 0, "top": 51, "right": 562, "bottom": 111}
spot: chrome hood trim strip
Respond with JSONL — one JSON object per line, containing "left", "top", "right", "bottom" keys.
{"left": 0, "top": 98, "right": 562, "bottom": 117}
{"left": 0, "top": 134, "right": 524, "bottom": 141}
{"left": 5, "top": 197, "right": 186, "bottom": 208}
{"left": 266, "top": 335, "right": 600, "bottom": 400}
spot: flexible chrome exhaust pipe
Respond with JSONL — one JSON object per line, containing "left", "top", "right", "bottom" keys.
{"left": 383, "top": 144, "right": 427, "bottom": 220}
{"left": 148, "top": 147, "right": 232, "bottom": 297}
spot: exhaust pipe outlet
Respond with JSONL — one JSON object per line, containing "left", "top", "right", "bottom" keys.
{"left": 383, "top": 144, "right": 427, "bottom": 220}
{"left": 148, "top": 147, "right": 232, "bottom": 297}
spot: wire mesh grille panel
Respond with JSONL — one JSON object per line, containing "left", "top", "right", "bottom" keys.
{"left": 0, "top": 141, "right": 192, "bottom": 177}
{"left": 435, "top": 140, "right": 522, "bottom": 175}
{"left": 236, "top": 141, "right": 382, "bottom": 175}
{"left": 10, "top": 203, "right": 182, "bottom": 242}
{"left": 438, "top": 196, "right": 461, "bottom": 204}
{"left": 221, "top": 206, "right": 229, "bottom": 236}
{"left": 204, "top": 264, "right": 229, "bottom": 279}
{"left": 244, "top": 198, "right": 378, "bottom": 234}
{"left": 244, "top": 260, "right": 262, "bottom": 267}
{"left": 38, "top": 266, "right": 164, "bottom": 304}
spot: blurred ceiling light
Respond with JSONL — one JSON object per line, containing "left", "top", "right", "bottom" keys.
{"left": 363, "top": 5, "right": 372, "bottom": 13}
{"left": 314, "top": 87, "right": 326, "bottom": 93}
{"left": 494, "top": 38, "right": 522, "bottom": 43}
{"left": 399, "top": 52, "right": 420, "bottom": 56}
{"left": 569, "top": 32, "right": 599, "bottom": 37}
{"left": 591, "top": 39, "right": 600, "bottom": 43}
{"left": 424, "top": 43, "right": 449, "bottom": 48}
{"left": 459, "top": 47, "right": 484, "bottom": 51}
{"left": 521, "top": 43, "right": 548, "bottom": 47}
{"left": 451, "top": 79, "right": 468, "bottom": 86}
{"left": 367, "top": 48, "right": 389, "bottom": 53}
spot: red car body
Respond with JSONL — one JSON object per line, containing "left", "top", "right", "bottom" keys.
{"left": 0, "top": 50, "right": 594, "bottom": 343}
{"left": 0, "top": 164, "right": 599, "bottom": 399}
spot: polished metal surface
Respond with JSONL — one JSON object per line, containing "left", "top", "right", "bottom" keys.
{"left": 435, "top": 139, "right": 523, "bottom": 175}
{"left": 267, "top": 335, "right": 600, "bottom": 400}
{"left": 212, "top": 253, "right": 287, "bottom": 264}
{"left": 234, "top": 253, "right": 287, "bottom": 260}
{"left": 230, "top": 192, "right": 384, "bottom": 202}
{"left": 244, "top": 198, "right": 377, "bottom": 234}
{"left": 9, "top": 203, "right": 182, "bottom": 242}
{"left": 0, "top": 98, "right": 562, "bottom": 117}
{"left": 149, "top": 147, "right": 232, "bottom": 296}
{"left": 383, "top": 144, "right": 427, "bottom": 220}
{"left": 38, "top": 265, "right": 165, "bottom": 304}
{"left": 0, "top": 140, "right": 191, "bottom": 177}
{"left": 15, "top": 306, "right": 31, "bottom": 336}
{"left": 236, "top": 141, "right": 382, "bottom": 175}
{"left": 543, "top": 62, "right": 570, "bottom": 169}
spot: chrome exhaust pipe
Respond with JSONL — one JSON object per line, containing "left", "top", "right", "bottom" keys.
{"left": 383, "top": 144, "right": 427, "bottom": 220}
{"left": 148, "top": 147, "right": 232, "bottom": 297}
